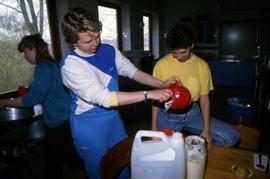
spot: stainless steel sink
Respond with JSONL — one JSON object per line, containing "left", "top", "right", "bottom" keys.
{"left": 0, "top": 106, "right": 34, "bottom": 122}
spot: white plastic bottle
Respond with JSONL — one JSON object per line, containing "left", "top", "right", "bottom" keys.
{"left": 131, "top": 130, "right": 185, "bottom": 179}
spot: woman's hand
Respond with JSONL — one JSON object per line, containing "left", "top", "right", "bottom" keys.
{"left": 148, "top": 89, "right": 173, "bottom": 103}
{"left": 201, "top": 130, "right": 212, "bottom": 150}
{"left": 162, "top": 76, "right": 182, "bottom": 88}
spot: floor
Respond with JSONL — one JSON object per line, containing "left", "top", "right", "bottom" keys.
{"left": 1, "top": 85, "right": 269, "bottom": 179}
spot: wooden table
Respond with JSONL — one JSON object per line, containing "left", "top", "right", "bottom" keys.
{"left": 110, "top": 137, "right": 269, "bottom": 179}
{"left": 205, "top": 145, "right": 269, "bottom": 179}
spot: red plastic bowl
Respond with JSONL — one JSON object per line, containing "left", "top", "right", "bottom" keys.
{"left": 168, "top": 83, "right": 191, "bottom": 109}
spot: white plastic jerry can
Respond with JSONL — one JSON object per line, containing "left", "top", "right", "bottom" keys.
{"left": 131, "top": 130, "right": 185, "bottom": 179}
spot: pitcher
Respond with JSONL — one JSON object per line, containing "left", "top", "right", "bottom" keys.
{"left": 185, "top": 135, "right": 207, "bottom": 179}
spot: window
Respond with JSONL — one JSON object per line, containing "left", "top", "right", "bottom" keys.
{"left": 143, "top": 13, "right": 152, "bottom": 51}
{"left": 0, "top": 0, "right": 52, "bottom": 93}
{"left": 98, "top": 3, "right": 121, "bottom": 50}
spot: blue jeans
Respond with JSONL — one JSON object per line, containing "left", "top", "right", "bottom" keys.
{"left": 157, "top": 103, "right": 239, "bottom": 147}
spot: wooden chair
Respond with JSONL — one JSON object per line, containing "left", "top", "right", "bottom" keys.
{"left": 234, "top": 125, "right": 260, "bottom": 151}
{"left": 99, "top": 137, "right": 134, "bottom": 179}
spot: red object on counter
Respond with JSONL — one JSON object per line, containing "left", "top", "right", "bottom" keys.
{"left": 18, "top": 84, "right": 27, "bottom": 96}
{"left": 168, "top": 83, "right": 191, "bottom": 109}
{"left": 158, "top": 129, "right": 176, "bottom": 136}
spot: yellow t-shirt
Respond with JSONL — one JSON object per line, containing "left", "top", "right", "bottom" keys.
{"left": 153, "top": 53, "right": 214, "bottom": 102}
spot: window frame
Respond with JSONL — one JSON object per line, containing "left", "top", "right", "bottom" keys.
{"left": 98, "top": 1, "right": 122, "bottom": 51}
{"left": 0, "top": 0, "right": 57, "bottom": 93}
{"left": 143, "top": 12, "right": 152, "bottom": 52}
{"left": 46, "top": 0, "right": 62, "bottom": 61}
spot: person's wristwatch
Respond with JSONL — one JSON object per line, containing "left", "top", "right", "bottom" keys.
{"left": 143, "top": 91, "right": 148, "bottom": 103}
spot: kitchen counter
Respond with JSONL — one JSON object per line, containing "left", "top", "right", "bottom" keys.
{"left": 0, "top": 115, "right": 42, "bottom": 146}
{"left": 0, "top": 90, "right": 44, "bottom": 146}
{"left": 207, "top": 59, "right": 257, "bottom": 87}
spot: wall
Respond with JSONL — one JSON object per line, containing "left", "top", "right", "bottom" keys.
{"left": 163, "top": 0, "right": 269, "bottom": 29}
{"left": 54, "top": 0, "right": 164, "bottom": 58}
{"left": 54, "top": 0, "right": 69, "bottom": 55}
{"left": 101, "top": 0, "right": 165, "bottom": 58}
{"left": 162, "top": 0, "right": 270, "bottom": 57}
{"left": 53, "top": 0, "right": 99, "bottom": 55}
{"left": 53, "top": 0, "right": 269, "bottom": 58}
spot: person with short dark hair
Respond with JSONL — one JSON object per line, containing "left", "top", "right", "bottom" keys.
{"left": 152, "top": 23, "right": 240, "bottom": 150}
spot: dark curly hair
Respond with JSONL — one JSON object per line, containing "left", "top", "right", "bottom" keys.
{"left": 166, "top": 23, "right": 198, "bottom": 50}
{"left": 17, "top": 33, "right": 55, "bottom": 64}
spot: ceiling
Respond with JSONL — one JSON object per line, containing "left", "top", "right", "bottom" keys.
{"left": 217, "top": 0, "right": 269, "bottom": 11}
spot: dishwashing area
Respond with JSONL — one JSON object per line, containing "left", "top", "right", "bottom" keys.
{"left": 0, "top": 90, "right": 85, "bottom": 179}
{"left": 0, "top": 84, "right": 269, "bottom": 179}
{"left": 0, "top": 90, "right": 44, "bottom": 178}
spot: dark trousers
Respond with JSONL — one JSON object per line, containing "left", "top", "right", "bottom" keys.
{"left": 46, "top": 120, "right": 78, "bottom": 179}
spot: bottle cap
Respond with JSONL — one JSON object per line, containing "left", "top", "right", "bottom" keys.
{"left": 158, "top": 129, "right": 176, "bottom": 136}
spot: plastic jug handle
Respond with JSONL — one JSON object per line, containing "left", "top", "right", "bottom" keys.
{"left": 135, "top": 130, "right": 168, "bottom": 145}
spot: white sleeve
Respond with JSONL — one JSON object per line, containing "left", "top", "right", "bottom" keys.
{"left": 61, "top": 55, "right": 112, "bottom": 108}
{"left": 114, "top": 47, "right": 138, "bottom": 78}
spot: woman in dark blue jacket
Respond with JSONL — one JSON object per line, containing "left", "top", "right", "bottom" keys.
{"left": 0, "top": 33, "right": 76, "bottom": 179}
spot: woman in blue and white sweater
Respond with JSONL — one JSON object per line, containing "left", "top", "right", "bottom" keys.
{"left": 61, "top": 7, "right": 177, "bottom": 179}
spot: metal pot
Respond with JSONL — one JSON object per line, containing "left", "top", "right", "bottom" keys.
{"left": 0, "top": 107, "right": 34, "bottom": 122}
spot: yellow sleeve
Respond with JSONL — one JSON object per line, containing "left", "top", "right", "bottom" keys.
{"left": 109, "top": 92, "right": 118, "bottom": 107}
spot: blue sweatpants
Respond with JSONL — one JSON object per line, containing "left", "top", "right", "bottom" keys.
{"left": 69, "top": 110, "right": 129, "bottom": 179}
